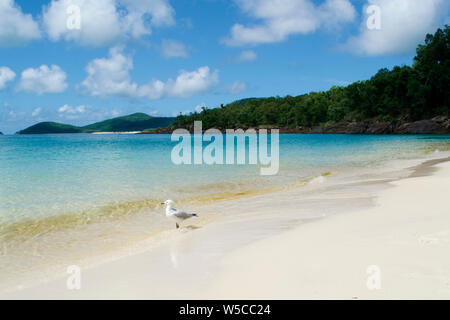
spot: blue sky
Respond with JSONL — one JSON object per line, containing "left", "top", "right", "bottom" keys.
{"left": 0, "top": 0, "right": 448, "bottom": 133}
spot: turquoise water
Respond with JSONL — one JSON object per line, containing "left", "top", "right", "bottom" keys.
{"left": 1, "top": 133, "right": 450, "bottom": 227}
{"left": 1, "top": 133, "right": 450, "bottom": 289}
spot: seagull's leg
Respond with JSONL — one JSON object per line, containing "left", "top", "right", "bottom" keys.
{"left": 176, "top": 223, "right": 179, "bottom": 229}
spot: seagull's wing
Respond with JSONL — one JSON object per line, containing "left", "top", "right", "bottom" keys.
{"left": 172, "top": 208, "right": 195, "bottom": 219}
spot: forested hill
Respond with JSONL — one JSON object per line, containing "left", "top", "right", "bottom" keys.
{"left": 81, "top": 113, "right": 174, "bottom": 132}
{"left": 173, "top": 26, "right": 450, "bottom": 134}
{"left": 17, "top": 113, "right": 175, "bottom": 134}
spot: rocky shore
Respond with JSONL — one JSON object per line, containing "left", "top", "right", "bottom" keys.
{"left": 304, "top": 116, "right": 450, "bottom": 134}
{"left": 140, "top": 116, "right": 450, "bottom": 134}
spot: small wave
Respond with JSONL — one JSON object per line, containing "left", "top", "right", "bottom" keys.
{"left": 0, "top": 199, "right": 162, "bottom": 242}
{"left": 308, "top": 171, "right": 333, "bottom": 185}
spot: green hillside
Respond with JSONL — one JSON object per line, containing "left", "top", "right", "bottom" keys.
{"left": 82, "top": 113, "right": 175, "bottom": 132}
{"left": 17, "top": 113, "right": 175, "bottom": 134}
{"left": 18, "top": 122, "right": 84, "bottom": 134}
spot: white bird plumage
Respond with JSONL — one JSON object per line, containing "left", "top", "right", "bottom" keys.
{"left": 161, "top": 199, "right": 197, "bottom": 229}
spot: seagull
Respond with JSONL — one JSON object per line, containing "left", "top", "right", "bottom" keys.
{"left": 161, "top": 200, "right": 197, "bottom": 229}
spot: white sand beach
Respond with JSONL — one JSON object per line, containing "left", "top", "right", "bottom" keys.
{"left": 2, "top": 157, "right": 450, "bottom": 300}
{"left": 205, "top": 160, "right": 450, "bottom": 299}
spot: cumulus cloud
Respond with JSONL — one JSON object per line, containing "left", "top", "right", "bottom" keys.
{"left": 17, "top": 65, "right": 68, "bottom": 94}
{"left": 236, "top": 50, "right": 257, "bottom": 62}
{"left": 136, "top": 66, "right": 219, "bottom": 99}
{"left": 160, "top": 39, "right": 188, "bottom": 58}
{"left": 81, "top": 47, "right": 219, "bottom": 99}
{"left": 0, "top": 0, "right": 41, "bottom": 46}
{"left": 223, "top": 0, "right": 356, "bottom": 46}
{"left": 57, "top": 104, "right": 87, "bottom": 120}
{"left": 121, "top": 0, "right": 175, "bottom": 28}
{"left": 80, "top": 47, "right": 137, "bottom": 97}
{"left": 58, "top": 104, "right": 86, "bottom": 114}
{"left": 0, "top": 67, "right": 16, "bottom": 89}
{"left": 31, "top": 107, "right": 42, "bottom": 117}
{"left": 345, "top": 0, "right": 448, "bottom": 55}
{"left": 227, "top": 80, "right": 248, "bottom": 94}
{"left": 42, "top": 0, "right": 175, "bottom": 46}
{"left": 164, "top": 66, "right": 219, "bottom": 98}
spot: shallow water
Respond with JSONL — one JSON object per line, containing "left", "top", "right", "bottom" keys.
{"left": 2, "top": 133, "right": 449, "bottom": 223}
{"left": 1, "top": 133, "right": 450, "bottom": 290}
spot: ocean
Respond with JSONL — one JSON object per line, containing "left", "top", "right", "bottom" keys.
{"left": 1, "top": 133, "right": 450, "bottom": 290}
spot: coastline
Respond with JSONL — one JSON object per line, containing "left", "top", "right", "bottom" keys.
{"left": 11, "top": 115, "right": 450, "bottom": 135}
{"left": 204, "top": 158, "right": 450, "bottom": 299}
{"left": 139, "top": 117, "right": 450, "bottom": 134}
{"left": 2, "top": 154, "right": 450, "bottom": 299}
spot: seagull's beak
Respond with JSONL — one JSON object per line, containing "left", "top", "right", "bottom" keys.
{"left": 160, "top": 202, "right": 165, "bottom": 205}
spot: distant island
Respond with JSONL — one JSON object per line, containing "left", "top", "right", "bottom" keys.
{"left": 17, "top": 113, "right": 175, "bottom": 134}
{"left": 170, "top": 26, "right": 449, "bottom": 134}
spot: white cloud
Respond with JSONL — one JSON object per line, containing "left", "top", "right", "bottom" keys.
{"left": 121, "top": 0, "right": 175, "bottom": 28}
{"left": 17, "top": 65, "right": 68, "bottom": 94}
{"left": 224, "top": 0, "right": 356, "bottom": 46}
{"left": 81, "top": 47, "right": 219, "bottom": 99}
{"left": 236, "top": 50, "right": 257, "bottom": 62}
{"left": 42, "top": 0, "right": 175, "bottom": 46}
{"left": 0, "top": 0, "right": 41, "bottom": 46}
{"left": 195, "top": 103, "right": 207, "bottom": 113}
{"left": 160, "top": 39, "right": 188, "bottom": 58}
{"left": 58, "top": 104, "right": 86, "bottom": 114}
{"left": 345, "top": 0, "right": 448, "bottom": 55}
{"left": 0, "top": 67, "right": 16, "bottom": 89}
{"left": 57, "top": 104, "right": 87, "bottom": 120}
{"left": 43, "top": 0, "right": 120, "bottom": 46}
{"left": 137, "top": 79, "right": 166, "bottom": 100}
{"left": 111, "top": 109, "right": 121, "bottom": 117}
{"left": 31, "top": 107, "right": 42, "bottom": 117}
{"left": 81, "top": 47, "right": 138, "bottom": 97}
{"left": 164, "top": 66, "right": 219, "bottom": 98}
{"left": 227, "top": 80, "right": 248, "bottom": 94}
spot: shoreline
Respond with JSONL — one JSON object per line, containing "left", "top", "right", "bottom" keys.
{"left": 203, "top": 157, "right": 450, "bottom": 299}
{"left": 10, "top": 118, "right": 450, "bottom": 135}
{"left": 139, "top": 117, "right": 450, "bottom": 135}
{"left": 2, "top": 154, "right": 450, "bottom": 299}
